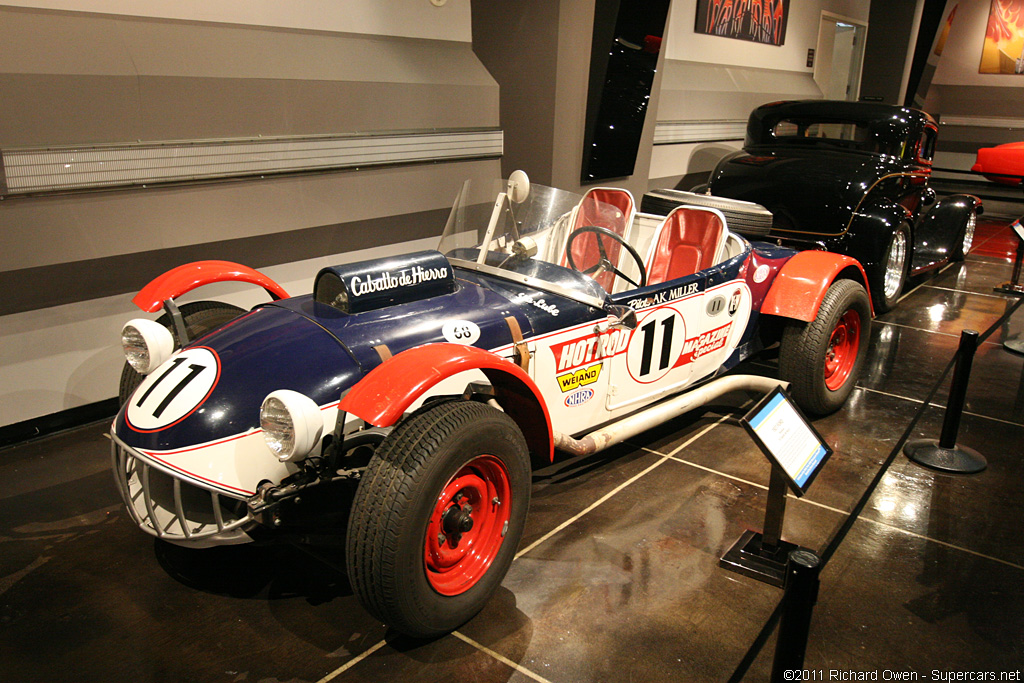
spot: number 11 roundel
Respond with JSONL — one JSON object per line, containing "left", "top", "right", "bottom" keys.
{"left": 626, "top": 307, "right": 686, "bottom": 384}
{"left": 126, "top": 347, "right": 221, "bottom": 432}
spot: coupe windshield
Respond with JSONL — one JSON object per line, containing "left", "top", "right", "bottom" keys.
{"left": 438, "top": 175, "right": 610, "bottom": 307}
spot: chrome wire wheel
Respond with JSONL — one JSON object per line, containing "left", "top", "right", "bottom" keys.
{"left": 882, "top": 229, "right": 908, "bottom": 300}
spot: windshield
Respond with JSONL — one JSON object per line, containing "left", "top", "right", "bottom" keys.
{"left": 438, "top": 175, "right": 610, "bottom": 308}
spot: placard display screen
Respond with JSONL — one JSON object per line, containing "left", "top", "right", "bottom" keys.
{"left": 742, "top": 387, "right": 833, "bottom": 495}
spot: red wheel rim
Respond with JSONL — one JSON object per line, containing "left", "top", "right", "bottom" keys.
{"left": 824, "top": 309, "right": 861, "bottom": 391}
{"left": 423, "top": 455, "right": 512, "bottom": 596}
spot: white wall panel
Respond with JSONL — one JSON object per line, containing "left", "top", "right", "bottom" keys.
{"left": 0, "top": 0, "right": 472, "bottom": 42}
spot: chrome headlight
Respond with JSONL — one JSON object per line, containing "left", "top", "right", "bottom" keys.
{"left": 260, "top": 390, "right": 324, "bottom": 462}
{"left": 122, "top": 319, "right": 175, "bottom": 374}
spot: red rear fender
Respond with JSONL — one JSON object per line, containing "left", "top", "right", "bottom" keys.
{"left": 133, "top": 260, "right": 289, "bottom": 313}
{"left": 762, "top": 251, "right": 873, "bottom": 322}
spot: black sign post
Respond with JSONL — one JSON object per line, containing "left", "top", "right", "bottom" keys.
{"left": 720, "top": 387, "right": 833, "bottom": 586}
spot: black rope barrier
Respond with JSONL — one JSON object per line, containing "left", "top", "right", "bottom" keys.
{"left": 728, "top": 292, "right": 1024, "bottom": 680}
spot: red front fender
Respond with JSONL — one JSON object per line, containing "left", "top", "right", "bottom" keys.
{"left": 132, "top": 260, "right": 290, "bottom": 313}
{"left": 340, "top": 344, "right": 554, "bottom": 462}
{"left": 762, "top": 251, "right": 873, "bottom": 322}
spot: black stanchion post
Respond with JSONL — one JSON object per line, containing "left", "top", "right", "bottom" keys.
{"left": 904, "top": 329, "right": 987, "bottom": 473}
{"left": 940, "top": 330, "right": 977, "bottom": 448}
{"left": 770, "top": 550, "right": 821, "bottom": 683}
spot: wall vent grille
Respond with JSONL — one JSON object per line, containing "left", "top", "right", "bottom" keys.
{"left": 1, "top": 129, "right": 503, "bottom": 196}
{"left": 653, "top": 120, "right": 746, "bottom": 145}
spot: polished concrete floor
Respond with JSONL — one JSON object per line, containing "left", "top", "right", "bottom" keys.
{"left": 3, "top": 216, "right": 1024, "bottom": 682}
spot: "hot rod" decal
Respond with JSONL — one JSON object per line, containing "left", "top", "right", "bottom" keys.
{"left": 550, "top": 328, "right": 629, "bottom": 372}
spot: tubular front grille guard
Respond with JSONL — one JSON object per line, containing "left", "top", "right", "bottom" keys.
{"left": 110, "top": 432, "right": 254, "bottom": 544}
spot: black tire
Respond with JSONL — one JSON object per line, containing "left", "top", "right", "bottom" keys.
{"left": 952, "top": 209, "right": 977, "bottom": 262}
{"left": 118, "top": 301, "right": 245, "bottom": 405}
{"left": 778, "top": 279, "right": 871, "bottom": 416}
{"left": 871, "top": 223, "right": 911, "bottom": 313}
{"left": 346, "top": 400, "right": 530, "bottom": 638}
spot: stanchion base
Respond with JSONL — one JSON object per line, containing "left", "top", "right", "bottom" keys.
{"left": 719, "top": 529, "right": 807, "bottom": 587}
{"left": 996, "top": 283, "right": 1024, "bottom": 297}
{"left": 904, "top": 438, "right": 987, "bottom": 473}
{"left": 1005, "top": 336, "right": 1024, "bottom": 355}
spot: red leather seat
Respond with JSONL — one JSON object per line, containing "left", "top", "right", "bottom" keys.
{"left": 562, "top": 187, "right": 635, "bottom": 292}
{"left": 646, "top": 206, "right": 725, "bottom": 285}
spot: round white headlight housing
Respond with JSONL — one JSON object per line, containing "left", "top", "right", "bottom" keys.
{"left": 122, "top": 319, "right": 175, "bottom": 374}
{"left": 260, "top": 390, "right": 324, "bottom": 462}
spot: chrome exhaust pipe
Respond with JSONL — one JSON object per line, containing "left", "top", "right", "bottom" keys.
{"left": 552, "top": 374, "right": 787, "bottom": 456}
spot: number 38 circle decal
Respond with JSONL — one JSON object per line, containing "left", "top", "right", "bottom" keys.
{"left": 126, "top": 347, "right": 221, "bottom": 432}
{"left": 626, "top": 307, "right": 686, "bottom": 384}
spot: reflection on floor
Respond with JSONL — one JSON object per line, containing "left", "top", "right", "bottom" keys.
{"left": 972, "top": 216, "right": 1020, "bottom": 261}
{"left": 2, "top": 217, "right": 1023, "bottom": 682}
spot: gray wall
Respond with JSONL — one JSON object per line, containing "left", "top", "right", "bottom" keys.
{"left": 859, "top": 0, "right": 922, "bottom": 104}
{"left": 0, "top": 4, "right": 500, "bottom": 430}
{"left": 922, "top": 0, "right": 1024, "bottom": 168}
{"left": 472, "top": 0, "right": 559, "bottom": 186}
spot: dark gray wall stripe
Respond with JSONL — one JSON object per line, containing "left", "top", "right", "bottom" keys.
{"left": 0, "top": 8, "right": 498, "bottom": 148}
{"left": 0, "top": 399, "right": 118, "bottom": 450}
{"left": 0, "top": 207, "right": 448, "bottom": 316}
{"left": 0, "top": 74, "right": 498, "bottom": 149}
{"left": 930, "top": 85, "right": 1024, "bottom": 120}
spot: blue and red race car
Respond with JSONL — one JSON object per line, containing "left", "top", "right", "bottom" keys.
{"left": 112, "top": 172, "right": 872, "bottom": 637}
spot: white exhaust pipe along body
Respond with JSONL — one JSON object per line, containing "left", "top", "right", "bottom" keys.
{"left": 552, "top": 374, "right": 787, "bottom": 457}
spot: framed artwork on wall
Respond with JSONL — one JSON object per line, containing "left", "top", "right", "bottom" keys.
{"left": 695, "top": 0, "right": 789, "bottom": 47}
{"left": 980, "top": 0, "right": 1024, "bottom": 74}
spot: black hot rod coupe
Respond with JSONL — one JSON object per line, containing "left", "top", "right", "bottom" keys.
{"left": 646, "top": 100, "right": 982, "bottom": 312}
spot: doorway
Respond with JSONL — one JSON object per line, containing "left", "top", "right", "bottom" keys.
{"left": 814, "top": 13, "right": 868, "bottom": 101}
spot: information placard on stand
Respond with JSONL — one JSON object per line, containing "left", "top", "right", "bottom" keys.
{"left": 720, "top": 387, "right": 834, "bottom": 586}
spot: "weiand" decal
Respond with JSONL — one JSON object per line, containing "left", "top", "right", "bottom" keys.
{"left": 557, "top": 363, "right": 602, "bottom": 393}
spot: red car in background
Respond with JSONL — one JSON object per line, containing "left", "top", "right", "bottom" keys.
{"left": 973, "top": 142, "right": 1024, "bottom": 186}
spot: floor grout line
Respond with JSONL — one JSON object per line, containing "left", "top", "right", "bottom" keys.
{"left": 453, "top": 631, "right": 556, "bottom": 683}
{"left": 316, "top": 639, "right": 388, "bottom": 683}
{"left": 637, "top": 447, "right": 1024, "bottom": 573}
{"left": 514, "top": 412, "right": 734, "bottom": 560}
{"left": 897, "top": 262, "right": 954, "bottom": 304}
{"left": 858, "top": 385, "right": 1024, "bottom": 427}
{"left": 313, "top": 413, "right": 737, "bottom": 682}
{"left": 921, "top": 284, "right": 1018, "bottom": 300}
{"left": 744, "top": 361, "right": 1023, "bottom": 427}
{"left": 877, "top": 319, "right": 1004, "bottom": 345}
